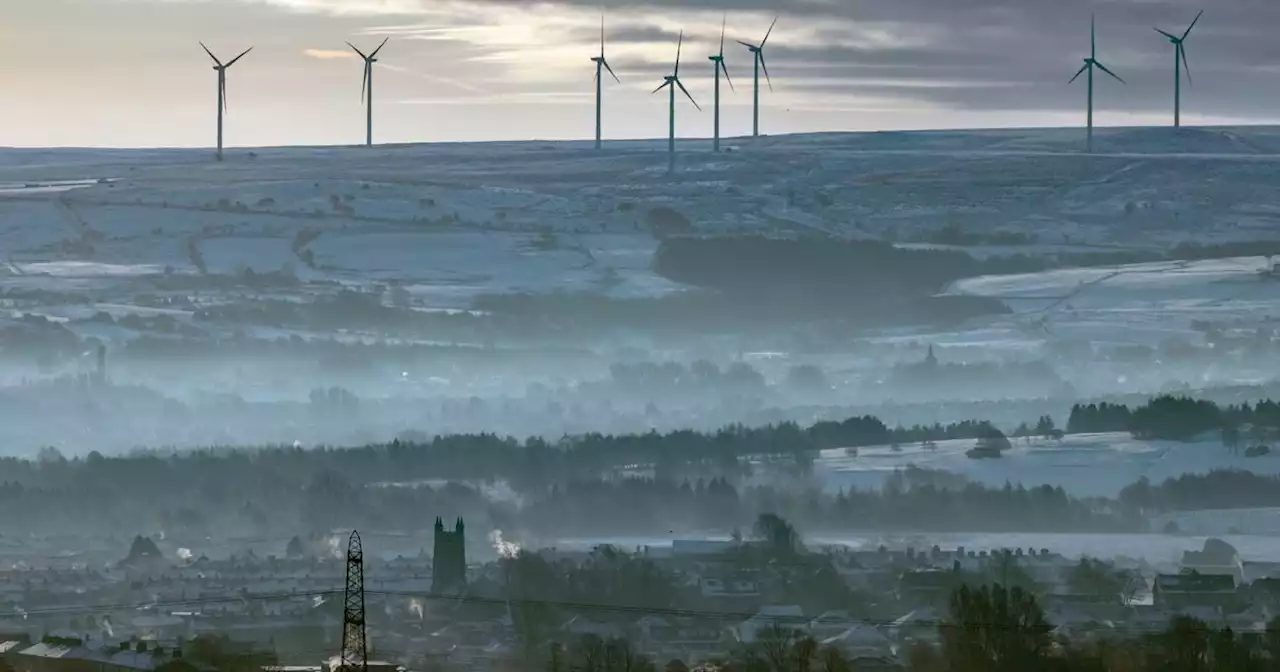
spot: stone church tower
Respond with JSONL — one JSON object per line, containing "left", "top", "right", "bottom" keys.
{"left": 432, "top": 517, "right": 467, "bottom": 594}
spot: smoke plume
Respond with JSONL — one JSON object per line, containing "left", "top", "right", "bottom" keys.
{"left": 488, "top": 529, "right": 520, "bottom": 559}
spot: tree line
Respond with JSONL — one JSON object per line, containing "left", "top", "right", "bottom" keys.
{"left": 1068, "top": 395, "right": 1280, "bottom": 441}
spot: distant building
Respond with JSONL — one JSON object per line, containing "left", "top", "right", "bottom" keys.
{"left": 1153, "top": 572, "right": 1238, "bottom": 612}
{"left": 735, "top": 606, "right": 806, "bottom": 644}
{"left": 432, "top": 517, "right": 466, "bottom": 595}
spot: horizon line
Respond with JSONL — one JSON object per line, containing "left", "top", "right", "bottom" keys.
{"left": 1, "top": 122, "right": 1276, "bottom": 152}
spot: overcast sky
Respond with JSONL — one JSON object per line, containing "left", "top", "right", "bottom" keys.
{"left": 3, "top": 0, "right": 1278, "bottom": 148}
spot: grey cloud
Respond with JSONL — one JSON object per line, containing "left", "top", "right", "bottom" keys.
{"left": 571, "top": 24, "right": 688, "bottom": 45}
{"left": 451, "top": 0, "right": 1280, "bottom": 119}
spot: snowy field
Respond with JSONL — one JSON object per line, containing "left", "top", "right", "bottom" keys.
{"left": 934, "top": 255, "right": 1280, "bottom": 352}
{"left": 0, "top": 126, "right": 1279, "bottom": 306}
{"left": 810, "top": 432, "right": 1278, "bottom": 499}
{"left": 0, "top": 126, "right": 1276, "bottom": 336}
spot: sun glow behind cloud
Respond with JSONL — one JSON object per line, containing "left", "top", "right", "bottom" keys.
{"left": 303, "top": 48, "right": 356, "bottom": 59}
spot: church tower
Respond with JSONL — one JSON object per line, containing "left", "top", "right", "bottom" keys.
{"left": 432, "top": 517, "right": 467, "bottom": 594}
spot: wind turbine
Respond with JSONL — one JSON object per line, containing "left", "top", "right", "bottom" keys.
{"left": 652, "top": 31, "right": 701, "bottom": 174}
{"left": 347, "top": 38, "right": 390, "bottom": 147}
{"left": 591, "top": 16, "right": 621, "bottom": 150}
{"left": 708, "top": 15, "right": 735, "bottom": 152}
{"left": 1069, "top": 15, "right": 1123, "bottom": 153}
{"left": 1155, "top": 10, "right": 1203, "bottom": 128}
{"left": 738, "top": 16, "right": 777, "bottom": 139}
{"left": 199, "top": 43, "right": 253, "bottom": 161}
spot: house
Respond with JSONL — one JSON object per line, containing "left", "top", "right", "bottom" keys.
{"left": 818, "top": 625, "right": 894, "bottom": 660}
{"left": 699, "top": 576, "right": 760, "bottom": 599}
{"left": 735, "top": 606, "right": 805, "bottom": 644}
{"left": 1152, "top": 573, "right": 1238, "bottom": 612}
{"left": 13, "top": 640, "right": 177, "bottom": 672}
{"left": 1, "top": 637, "right": 31, "bottom": 665}
{"left": 1180, "top": 540, "right": 1242, "bottom": 583}
{"left": 889, "top": 607, "right": 942, "bottom": 645}
{"left": 899, "top": 570, "right": 959, "bottom": 606}
{"left": 560, "top": 616, "right": 624, "bottom": 640}
{"left": 807, "top": 611, "right": 858, "bottom": 640}
{"left": 13, "top": 642, "right": 100, "bottom": 672}
{"left": 635, "top": 616, "right": 728, "bottom": 660}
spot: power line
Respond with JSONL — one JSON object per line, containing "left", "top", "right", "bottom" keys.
{"left": 13, "top": 589, "right": 343, "bottom": 618}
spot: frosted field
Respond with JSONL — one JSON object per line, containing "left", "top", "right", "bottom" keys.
{"left": 2, "top": 126, "right": 1280, "bottom": 308}
{"left": 935, "top": 255, "right": 1280, "bottom": 351}
{"left": 810, "top": 432, "right": 1280, "bottom": 499}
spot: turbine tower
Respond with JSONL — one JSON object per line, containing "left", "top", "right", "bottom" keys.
{"left": 199, "top": 43, "right": 253, "bottom": 161}
{"left": 347, "top": 38, "right": 390, "bottom": 148}
{"left": 738, "top": 16, "right": 777, "bottom": 139}
{"left": 652, "top": 31, "right": 701, "bottom": 174}
{"left": 709, "top": 16, "right": 735, "bottom": 152}
{"left": 591, "top": 15, "right": 621, "bottom": 151}
{"left": 1069, "top": 15, "right": 1123, "bottom": 153}
{"left": 1156, "top": 10, "right": 1203, "bottom": 128}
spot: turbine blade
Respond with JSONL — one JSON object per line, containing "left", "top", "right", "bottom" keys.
{"left": 1069, "top": 62, "right": 1089, "bottom": 84}
{"left": 1091, "top": 14, "right": 1096, "bottom": 59}
{"left": 652, "top": 80, "right": 672, "bottom": 95}
{"left": 200, "top": 42, "right": 222, "bottom": 67}
{"left": 1182, "top": 9, "right": 1204, "bottom": 41}
{"left": 721, "top": 60, "right": 735, "bottom": 92}
{"left": 361, "top": 62, "right": 369, "bottom": 103}
{"left": 221, "top": 78, "right": 228, "bottom": 113}
{"left": 602, "top": 59, "right": 620, "bottom": 84}
{"left": 347, "top": 42, "right": 369, "bottom": 60}
{"left": 737, "top": 40, "right": 758, "bottom": 50}
{"left": 226, "top": 46, "right": 253, "bottom": 68}
{"left": 1180, "top": 43, "right": 1192, "bottom": 86}
{"left": 675, "top": 31, "right": 684, "bottom": 77}
{"left": 762, "top": 16, "right": 778, "bottom": 48}
{"left": 720, "top": 14, "right": 727, "bottom": 56}
{"left": 601, "top": 13, "right": 606, "bottom": 58}
{"left": 676, "top": 78, "right": 701, "bottom": 111}
{"left": 370, "top": 37, "right": 390, "bottom": 59}
{"left": 1095, "top": 60, "right": 1124, "bottom": 83}
{"left": 1154, "top": 28, "right": 1178, "bottom": 41}
{"left": 760, "top": 52, "right": 773, "bottom": 91}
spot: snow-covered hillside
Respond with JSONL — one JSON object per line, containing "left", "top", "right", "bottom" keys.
{"left": 1, "top": 126, "right": 1279, "bottom": 313}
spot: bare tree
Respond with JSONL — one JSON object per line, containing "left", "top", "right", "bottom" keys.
{"left": 756, "top": 625, "right": 801, "bottom": 672}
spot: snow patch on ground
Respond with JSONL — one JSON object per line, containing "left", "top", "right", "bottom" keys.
{"left": 811, "top": 432, "right": 1280, "bottom": 498}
